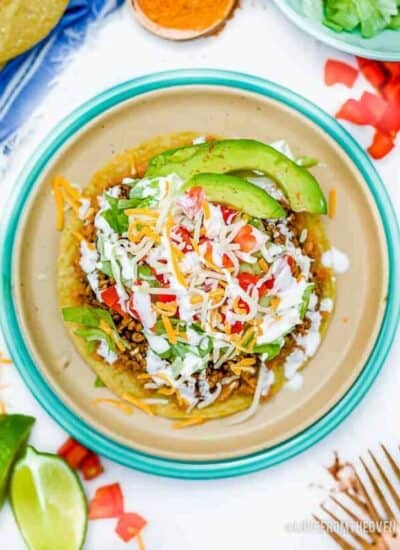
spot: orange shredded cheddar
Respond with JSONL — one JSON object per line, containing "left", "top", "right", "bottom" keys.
{"left": 170, "top": 244, "right": 187, "bottom": 287}
{"left": 155, "top": 302, "right": 177, "bottom": 317}
{"left": 72, "top": 231, "right": 84, "bottom": 242}
{"left": 173, "top": 417, "right": 205, "bottom": 429}
{"left": 236, "top": 357, "right": 257, "bottom": 367}
{"left": 258, "top": 258, "right": 269, "bottom": 272}
{"left": 202, "top": 200, "right": 211, "bottom": 220}
{"left": 99, "top": 320, "right": 125, "bottom": 352}
{"left": 270, "top": 296, "right": 281, "bottom": 310}
{"left": 137, "top": 533, "right": 146, "bottom": 550}
{"left": 190, "top": 294, "right": 204, "bottom": 305}
{"left": 124, "top": 208, "right": 159, "bottom": 217}
{"left": 159, "top": 386, "right": 176, "bottom": 396}
{"left": 329, "top": 189, "right": 337, "bottom": 219}
{"left": 0, "top": 356, "right": 12, "bottom": 364}
{"left": 92, "top": 398, "right": 133, "bottom": 415}
{"left": 122, "top": 394, "right": 154, "bottom": 416}
{"left": 53, "top": 179, "right": 65, "bottom": 231}
{"left": 161, "top": 315, "right": 177, "bottom": 344}
{"left": 137, "top": 373, "right": 152, "bottom": 381}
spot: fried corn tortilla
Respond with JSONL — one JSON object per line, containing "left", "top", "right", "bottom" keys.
{"left": 0, "top": 0, "right": 68, "bottom": 63}
{"left": 57, "top": 132, "right": 335, "bottom": 420}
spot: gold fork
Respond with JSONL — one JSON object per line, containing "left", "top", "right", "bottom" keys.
{"left": 313, "top": 445, "right": 400, "bottom": 549}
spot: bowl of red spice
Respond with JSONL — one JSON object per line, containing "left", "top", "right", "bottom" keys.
{"left": 131, "top": 0, "right": 237, "bottom": 40}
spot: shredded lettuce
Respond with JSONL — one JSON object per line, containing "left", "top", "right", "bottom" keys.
{"left": 62, "top": 306, "right": 129, "bottom": 350}
{"left": 303, "top": 0, "right": 400, "bottom": 37}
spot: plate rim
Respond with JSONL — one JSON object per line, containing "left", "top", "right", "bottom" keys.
{"left": 1, "top": 69, "right": 399, "bottom": 479}
{"left": 272, "top": 0, "right": 400, "bottom": 61}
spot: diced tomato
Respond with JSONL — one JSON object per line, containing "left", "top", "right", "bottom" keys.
{"left": 115, "top": 512, "right": 147, "bottom": 542}
{"left": 356, "top": 58, "right": 389, "bottom": 90}
{"left": 156, "top": 293, "right": 176, "bottom": 303}
{"left": 233, "top": 225, "right": 257, "bottom": 252}
{"left": 58, "top": 437, "right": 90, "bottom": 469}
{"left": 324, "top": 59, "right": 358, "bottom": 88}
{"left": 174, "top": 226, "right": 192, "bottom": 252}
{"left": 359, "top": 92, "right": 388, "bottom": 126}
{"left": 80, "top": 453, "right": 104, "bottom": 481}
{"left": 336, "top": 99, "right": 371, "bottom": 125}
{"left": 382, "top": 80, "right": 400, "bottom": 102}
{"left": 180, "top": 186, "right": 205, "bottom": 218}
{"left": 127, "top": 294, "right": 140, "bottom": 321}
{"left": 238, "top": 272, "right": 260, "bottom": 291}
{"left": 100, "top": 286, "right": 125, "bottom": 316}
{"left": 231, "top": 321, "right": 244, "bottom": 334}
{"left": 222, "top": 254, "right": 233, "bottom": 268}
{"left": 375, "top": 101, "right": 400, "bottom": 134}
{"left": 286, "top": 255, "right": 294, "bottom": 267}
{"left": 259, "top": 276, "right": 275, "bottom": 297}
{"left": 383, "top": 62, "right": 400, "bottom": 79}
{"left": 367, "top": 131, "right": 395, "bottom": 160}
{"left": 89, "top": 483, "right": 124, "bottom": 520}
{"left": 220, "top": 205, "right": 237, "bottom": 223}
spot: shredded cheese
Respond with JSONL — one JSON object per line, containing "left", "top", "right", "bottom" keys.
{"left": 92, "top": 398, "right": 133, "bottom": 415}
{"left": 99, "top": 320, "right": 125, "bottom": 352}
{"left": 329, "top": 189, "right": 337, "bottom": 219}
{"left": 161, "top": 315, "right": 177, "bottom": 344}
{"left": 172, "top": 417, "right": 205, "bottom": 429}
{"left": 122, "top": 393, "right": 155, "bottom": 416}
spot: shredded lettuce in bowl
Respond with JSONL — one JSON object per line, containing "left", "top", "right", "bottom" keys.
{"left": 302, "top": 0, "right": 400, "bottom": 37}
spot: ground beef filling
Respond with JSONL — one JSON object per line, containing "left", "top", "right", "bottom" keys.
{"left": 75, "top": 190, "right": 325, "bottom": 407}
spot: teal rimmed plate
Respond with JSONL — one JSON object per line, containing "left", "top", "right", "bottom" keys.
{"left": 273, "top": 0, "right": 400, "bottom": 61}
{"left": 1, "top": 70, "right": 399, "bottom": 479}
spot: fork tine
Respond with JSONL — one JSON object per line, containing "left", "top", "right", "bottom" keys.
{"left": 344, "top": 489, "right": 369, "bottom": 514}
{"left": 312, "top": 514, "right": 354, "bottom": 550}
{"left": 327, "top": 497, "right": 374, "bottom": 546}
{"left": 360, "top": 456, "right": 396, "bottom": 522}
{"left": 369, "top": 450, "right": 400, "bottom": 510}
{"left": 354, "top": 470, "right": 382, "bottom": 524}
{"left": 382, "top": 444, "right": 400, "bottom": 481}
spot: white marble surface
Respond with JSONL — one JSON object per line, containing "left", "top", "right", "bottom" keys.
{"left": 1, "top": 1, "right": 399, "bottom": 548}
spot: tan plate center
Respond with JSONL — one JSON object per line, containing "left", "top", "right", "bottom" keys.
{"left": 13, "top": 86, "right": 388, "bottom": 461}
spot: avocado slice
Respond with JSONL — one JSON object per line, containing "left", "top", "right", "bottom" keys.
{"left": 183, "top": 174, "right": 286, "bottom": 219}
{"left": 146, "top": 139, "right": 327, "bottom": 214}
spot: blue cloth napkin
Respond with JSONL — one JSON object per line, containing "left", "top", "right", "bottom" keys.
{"left": 0, "top": 0, "right": 124, "bottom": 156}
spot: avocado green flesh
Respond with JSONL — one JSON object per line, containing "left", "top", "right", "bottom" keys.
{"left": 183, "top": 174, "right": 286, "bottom": 219}
{"left": 146, "top": 139, "right": 327, "bottom": 214}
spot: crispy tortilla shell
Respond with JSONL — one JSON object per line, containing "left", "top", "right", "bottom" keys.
{"left": 57, "top": 132, "right": 335, "bottom": 420}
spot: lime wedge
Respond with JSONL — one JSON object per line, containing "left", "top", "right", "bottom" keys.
{"left": 10, "top": 446, "right": 87, "bottom": 550}
{"left": 0, "top": 414, "right": 35, "bottom": 509}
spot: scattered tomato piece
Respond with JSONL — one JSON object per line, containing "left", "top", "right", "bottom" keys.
{"left": 376, "top": 101, "right": 400, "bottom": 134}
{"left": 336, "top": 99, "right": 371, "bottom": 125}
{"left": 324, "top": 59, "right": 358, "bottom": 88}
{"left": 115, "top": 512, "right": 147, "bottom": 542}
{"left": 89, "top": 483, "right": 124, "bottom": 520}
{"left": 356, "top": 58, "right": 388, "bottom": 90}
{"left": 383, "top": 62, "right": 400, "bottom": 79}
{"left": 359, "top": 92, "right": 388, "bottom": 126}
{"left": 368, "top": 131, "right": 395, "bottom": 160}
{"left": 80, "top": 452, "right": 104, "bottom": 481}
{"left": 58, "top": 437, "right": 90, "bottom": 469}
